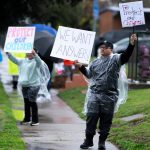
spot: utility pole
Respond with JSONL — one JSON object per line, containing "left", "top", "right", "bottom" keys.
{"left": 93, "top": 0, "right": 100, "bottom": 32}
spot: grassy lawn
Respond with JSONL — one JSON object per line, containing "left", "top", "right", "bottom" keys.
{"left": 0, "top": 83, "right": 25, "bottom": 150}
{"left": 58, "top": 87, "right": 150, "bottom": 150}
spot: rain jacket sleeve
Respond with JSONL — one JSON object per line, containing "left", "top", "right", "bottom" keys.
{"left": 120, "top": 43, "right": 135, "bottom": 65}
{"left": 7, "top": 53, "right": 21, "bottom": 65}
{"left": 34, "top": 54, "right": 43, "bottom": 67}
{"left": 79, "top": 65, "right": 92, "bottom": 79}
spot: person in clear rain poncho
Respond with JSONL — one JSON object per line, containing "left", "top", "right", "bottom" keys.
{"left": 7, "top": 49, "right": 50, "bottom": 126}
{"left": 75, "top": 34, "right": 137, "bottom": 150}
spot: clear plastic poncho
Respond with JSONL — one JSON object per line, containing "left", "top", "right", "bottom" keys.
{"left": 37, "top": 60, "right": 52, "bottom": 103}
{"left": 114, "top": 64, "right": 128, "bottom": 112}
{"left": 82, "top": 56, "right": 128, "bottom": 115}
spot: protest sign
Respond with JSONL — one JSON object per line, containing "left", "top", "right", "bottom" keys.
{"left": 4, "top": 27, "right": 35, "bottom": 53}
{"left": 119, "top": 1, "right": 145, "bottom": 28}
{"left": 50, "top": 26, "right": 96, "bottom": 64}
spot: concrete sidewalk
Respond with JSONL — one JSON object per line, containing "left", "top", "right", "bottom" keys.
{"left": 17, "top": 89, "right": 119, "bottom": 150}
{"left": 1, "top": 52, "right": 119, "bottom": 150}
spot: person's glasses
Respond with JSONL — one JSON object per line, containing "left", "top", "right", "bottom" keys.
{"left": 100, "top": 46, "right": 107, "bottom": 49}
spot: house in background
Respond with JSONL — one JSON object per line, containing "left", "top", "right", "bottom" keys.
{"left": 82, "top": 0, "right": 150, "bottom": 41}
{"left": 98, "top": 2, "right": 150, "bottom": 36}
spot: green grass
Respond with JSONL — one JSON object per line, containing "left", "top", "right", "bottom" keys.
{"left": 0, "top": 83, "right": 25, "bottom": 150}
{"left": 8, "top": 91, "right": 24, "bottom": 121}
{"left": 58, "top": 87, "right": 150, "bottom": 150}
{"left": 58, "top": 87, "right": 86, "bottom": 120}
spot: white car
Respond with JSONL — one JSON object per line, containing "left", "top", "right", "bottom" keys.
{"left": 113, "top": 37, "right": 150, "bottom": 53}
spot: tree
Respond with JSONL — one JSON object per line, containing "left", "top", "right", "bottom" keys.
{"left": 0, "top": 0, "right": 82, "bottom": 32}
{"left": 0, "top": 0, "right": 28, "bottom": 31}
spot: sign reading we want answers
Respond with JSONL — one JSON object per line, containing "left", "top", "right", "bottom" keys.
{"left": 50, "top": 26, "right": 96, "bottom": 64}
{"left": 4, "top": 27, "right": 35, "bottom": 53}
{"left": 119, "top": 1, "right": 145, "bottom": 28}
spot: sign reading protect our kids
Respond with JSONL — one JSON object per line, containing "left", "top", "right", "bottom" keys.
{"left": 4, "top": 27, "right": 35, "bottom": 53}
{"left": 50, "top": 26, "right": 96, "bottom": 64}
{"left": 119, "top": 1, "right": 145, "bottom": 28}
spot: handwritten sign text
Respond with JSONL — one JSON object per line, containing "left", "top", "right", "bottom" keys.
{"left": 4, "top": 27, "right": 35, "bottom": 53}
{"left": 119, "top": 1, "right": 145, "bottom": 27}
{"left": 50, "top": 26, "right": 96, "bottom": 64}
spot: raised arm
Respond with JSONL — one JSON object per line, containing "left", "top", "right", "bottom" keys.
{"left": 31, "top": 50, "right": 43, "bottom": 67}
{"left": 7, "top": 52, "right": 20, "bottom": 65}
{"left": 120, "top": 34, "right": 137, "bottom": 65}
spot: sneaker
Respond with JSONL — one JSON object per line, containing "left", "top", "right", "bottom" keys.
{"left": 20, "top": 121, "right": 31, "bottom": 125}
{"left": 30, "top": 122, "right": 39, "bottom": 126}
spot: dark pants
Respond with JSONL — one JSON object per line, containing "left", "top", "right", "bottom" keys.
{"left": 12, "top": 75, "right": 18, "bottom": 90}
{"left": 24, "top": 98, "right": 39, "bottom": 123}
{"left": 64, "top": 66, "right": 73, "bottom": 81}
{"left": 86, "top": 112, "right": 114, "bottom": 142}
{"left": 47, "top": 78, "right": 51, "bottom": 91}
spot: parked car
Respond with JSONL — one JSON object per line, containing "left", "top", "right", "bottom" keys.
{"left": 93, "top": 32, "right": 150, "bottom": 57}
{"left": 113, "top": 36, "right": 150, "bottom": 82}
{"left": 113, "top": 37, "right": 150, "bottom": 53}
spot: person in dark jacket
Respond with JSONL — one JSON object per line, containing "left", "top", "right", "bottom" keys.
{"left": 75, "top": 34, "right": 137, "bottom": 150}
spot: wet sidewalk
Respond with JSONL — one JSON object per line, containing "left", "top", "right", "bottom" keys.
{"left": 1, "top": 52, "right": 119, "bottom": 150}
{"left": 19, "top": 89, "right": 119, "bottom": 150}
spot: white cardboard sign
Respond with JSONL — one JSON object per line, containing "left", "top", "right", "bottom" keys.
{"left": 119, "top": 1, "right": 145, "bottom": 27}
{"left": 4, "top": 27, "right": 35, "bottom": 53}
{"left": 50, "top": 26, "right": 96, "bottom": 64}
